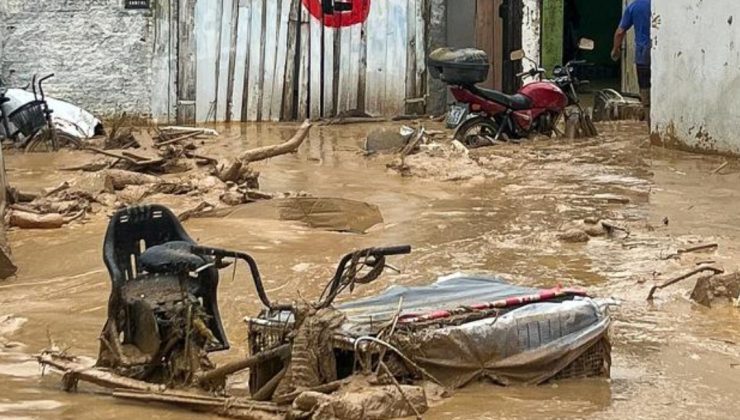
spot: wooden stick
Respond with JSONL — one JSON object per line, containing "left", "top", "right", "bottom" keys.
{"left": 178, "top": 202, "right": 214, "bottom": 222}
{"left": 38, "top": 352, "right": 165, "bottom": 392}
{"left": 156, "top": 131, "right": 203, "bottom": 147}
{"left": 601, "top": 221, "right": 631, "bottom": 237}
{"left": 647, "top": 265, "right": 724, "bottom": 301}
{"left": 712, "top": 161, "right": 729, "bottom": 174}
{"left": 9, "top": 204, "right": 41, "bottom": 214}
{"left": 84, "top": 147, "right": 141, "bottom": 165}
{"left": 375, "top": 297, "right": 404, "bottom": 375}
{"left": 319, "top": 117, "right": 387, "bottom": 126}
{"left": 238, "top": 120, "right": 312, "bottom": 163}
{"left": 379, "top": 361, "right": 422, "bottom": 420}
{"left": 63, "top": 210, "right": 87, "bottom": 223}
{"left": 184, "top": 151, "right": 219, "bottom": 165}
{"left": 43, "top": 181, "right": 70, "bottom": 197}
{"left": 159, "top": 126, "right": 219, "bottom": 136}
{"left": 399, "top": 129, "right": 425, "bottom": 160}
{"left": 678, "top": 243, "right": 718, "bottom": 254}
{"left": 196, "top": 344, "right": 290, "bottom": 386}
{"left": 113, "top": 389, "right": 286, "bottom": 413}
{"left": 121, "top": 150, "right": 159, "bottom": 162}
{"left": 251, "top": 365, "right": 288, "bottom": 401}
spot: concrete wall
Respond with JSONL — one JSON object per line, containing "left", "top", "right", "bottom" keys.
{"left": 652, "top": 0, "right": 740, "bottom": 155}
{"left": 427, "top": 0, "right": 448, "bottom": 115}
{"left": 521, "top": 0, "right": 541, "bottom": 83}
{"left": 0, "top": 1, "right": 6, "bottom": 75}
{"left": 1, "top": 0, "right": 153, "bottom": 118}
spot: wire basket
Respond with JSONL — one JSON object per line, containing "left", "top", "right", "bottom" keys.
{"left": 7, "top": 100, "right": 47, "bottom": 139}
{"left": 246, "top": 316, "right": 292, "bottom": 393}
{"left": 552, "top": 335, "right": 612, "bottom": 381}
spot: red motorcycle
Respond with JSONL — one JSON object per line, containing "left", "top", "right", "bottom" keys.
{"left": 429, "top": 39, "right": 596, "bottom": 148}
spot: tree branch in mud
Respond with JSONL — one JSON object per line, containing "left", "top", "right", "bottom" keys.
{"left": 196, "top": 343, "right": 291, "bottom": 388}
{"left": 9, "top": 211, "right": 65, "bottom": 229}
{"left": 178, "top": 201, "right": 215, "bottom": 222}
{"left": 38, "top": 351, "right": 166, "bottom": 393}
{"left": 379, "top": 361, "right": 423, "bottom": 420}
{"left": 113, "top": 389, "right": 287, "bottom": 416}
{"left": 156, "top": 131, "right": 203, "bottom": 147}
{"left": 104, "top": 169, "right": 161, "bottom": 191}
{"left": 238, "top": 120, "right": 312, "bottom": 163}
{"left": 647, "top": 265, "right": 725, "bottom": 301}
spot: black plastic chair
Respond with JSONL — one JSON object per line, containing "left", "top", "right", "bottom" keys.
{"left": 103, "top": 204, "right": 229, "bottom": 352}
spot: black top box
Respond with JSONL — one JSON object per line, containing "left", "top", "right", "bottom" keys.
{"left": 428, "top": 48, "right": 490, "bottom": 85}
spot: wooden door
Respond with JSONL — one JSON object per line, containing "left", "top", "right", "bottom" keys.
{"left": 500, "top": 0, "right": 523, "bottom": 92}
{"left": 475, "top": 0, "right": 503, "bottom": 89}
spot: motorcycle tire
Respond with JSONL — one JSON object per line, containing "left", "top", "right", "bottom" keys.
{"left": 453, "top": 116, "right": 506, "bottom": 149}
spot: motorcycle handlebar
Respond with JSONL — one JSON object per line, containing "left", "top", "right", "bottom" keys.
{"left": 38, "top": 74, "right": 55, "bottom": 83}
{"left": 516, "top": 68, "right": 545, "bottom": 79}
{"left": 372, "top": 245, "right": 412, "bottom": 256}
{"left": 191, "top": 245, "right": 273, "bottom": 309}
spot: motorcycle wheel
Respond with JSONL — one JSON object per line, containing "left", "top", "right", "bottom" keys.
{"left": 453, "top": 116, "right": 507, "bottom": 149}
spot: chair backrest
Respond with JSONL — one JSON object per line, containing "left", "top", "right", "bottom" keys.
{"left": 103, "top": 204, "right": 230, "bottom": 351}
{"left": 104, "top": 205, "right": 194, "bottom": 285}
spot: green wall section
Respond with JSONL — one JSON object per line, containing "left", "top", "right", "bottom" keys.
{"left": 542, "top": 0, "right": 564, "bottom": 73}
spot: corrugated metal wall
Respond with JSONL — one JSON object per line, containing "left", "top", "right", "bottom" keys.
{"left": 169, "top": 0, "right": 429, "bottom": 123}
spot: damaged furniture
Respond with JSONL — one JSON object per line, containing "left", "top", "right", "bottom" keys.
{"left": 248, "top": 274, "right": 612, "bottom": 393}
{"left": 39, "top": 204, "right": 613, "bottom": 419}
{"left": 97, "top": 205, "right": 229, "bottom": 384}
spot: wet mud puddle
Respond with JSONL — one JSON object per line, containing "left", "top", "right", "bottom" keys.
{"left": 1, "top": 121, "right": 739, "bottom": 419}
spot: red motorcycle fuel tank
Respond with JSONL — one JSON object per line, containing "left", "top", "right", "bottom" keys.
{"left": 519, "top": 81, "right": 567, "bottom": 111}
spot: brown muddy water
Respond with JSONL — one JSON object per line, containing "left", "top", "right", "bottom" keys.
{"left": 0, "top": 121, "right": 739, "bottom": 419}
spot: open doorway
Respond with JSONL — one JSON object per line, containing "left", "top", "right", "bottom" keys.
{"left": 563, "top": 0, "right": 623, "bottom": 92}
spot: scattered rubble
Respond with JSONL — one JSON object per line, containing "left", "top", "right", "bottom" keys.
{"left": 647, "top": 265, "right": 725, "bottom": 301}
{"left": 691, "top": 272, "right": 740, "bottom": 307}
{"left": 558, "top": 229, "right": 591, "bottom": 243}
{"left": 4, "top": 121, "right": 313, "bottom": 230}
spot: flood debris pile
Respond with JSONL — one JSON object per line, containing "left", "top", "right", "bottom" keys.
{"left": 558, "top": 218, "right": 632, "bottom": 243}
{"left": 5, "top": 121, "right": 312, "bottom": 230}
{"left": 383, "top": 125, "right": 503, "bottom": 181}
{"left": 37, "top": 204, "right": 613, "bottom": 420}
{"left": 6, "top": 182, "right": 96, "bottom": 229}
{"left": 691, "top": 271, "right": 740, "bottom": 307}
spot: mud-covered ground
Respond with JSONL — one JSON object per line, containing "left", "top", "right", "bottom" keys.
{"left": 0, "top": 121, "right": 738, "bottom": 419}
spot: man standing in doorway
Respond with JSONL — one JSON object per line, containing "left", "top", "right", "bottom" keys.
{"left": 611, "top": 0, "right": 651, "bottom": 125}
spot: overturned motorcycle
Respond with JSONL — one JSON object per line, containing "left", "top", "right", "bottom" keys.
{"left": 40, "top": 205, "right": 612, "bottom": 419}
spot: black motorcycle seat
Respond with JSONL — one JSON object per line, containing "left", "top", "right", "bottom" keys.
{"left": 139, "top": 241, "right": 207, "bottom": 274}
{"left": 471, "top": 86, "right": 532, "bottom": 110}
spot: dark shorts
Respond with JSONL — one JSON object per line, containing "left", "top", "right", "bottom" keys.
{"left": 636, "top": 64, "right": 651, "bottom": 89}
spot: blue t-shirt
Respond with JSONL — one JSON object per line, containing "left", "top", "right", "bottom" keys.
{"left": 620, "top": 0, "right": 651, "bottom": 66}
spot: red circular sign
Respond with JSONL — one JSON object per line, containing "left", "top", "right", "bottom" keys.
{"left": 301, "top": 0, "right": 371, "bottom": 28}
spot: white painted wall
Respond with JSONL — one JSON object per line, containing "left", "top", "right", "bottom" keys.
{"left": 521, "top": 0, "right": 541, "bottom": 85}
{"left": 2, "top": 0, "right": 155, "bottom": 119}
{"left": 653, "top": 0, "right": 740, "bottom": 155}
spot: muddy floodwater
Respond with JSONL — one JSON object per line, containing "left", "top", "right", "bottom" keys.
{"left": 0, "top": 121, "right": 739, "bottom": 419}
